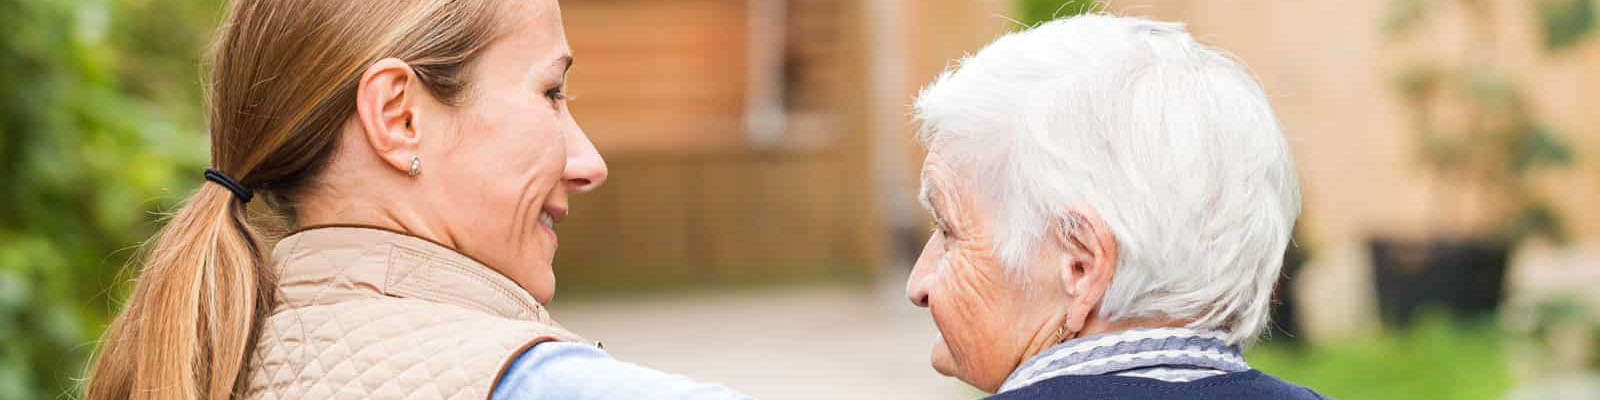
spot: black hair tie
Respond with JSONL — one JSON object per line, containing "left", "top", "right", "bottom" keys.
{"left": 204, "top": 168, "right": 254, "bottom": 203}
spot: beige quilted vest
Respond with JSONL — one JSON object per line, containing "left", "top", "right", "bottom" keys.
{"left": 244, "top": 226, "right": 587, "bottom": 400}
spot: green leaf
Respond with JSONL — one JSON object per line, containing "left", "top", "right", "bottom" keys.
{"left": 1394, "top": 65, "right": 1442, "bottom": 104}
{"left": 1, "top": 0, "right": 214, "bottom": 397}
{"left": 1016, "top": 0, "right": 1105, "bottom": 27}
{"left": 1510, "top": 202, "right": 1568, "bottom": 244}
{"left": 1386, "top": 0, "right": 1429, "bottom": 36}
{"left": 1509, "top": 123, "right": 1575, "bottom": 175}
{"left": 1539, "top": 0, "right": 1597, "bottom": 51}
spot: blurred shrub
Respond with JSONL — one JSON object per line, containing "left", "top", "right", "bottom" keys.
{"left": 0, "top": 0, "right": 218, "bottom": 397}
{"left": 1249, "top": 315, "right": 1513, "bottom": 400}
{"left": 1505, "top": 296, "right": 1600, "bottom": 378}
{"left": 1016, "top": 0, "right": 1104, "bottom": 26}
{"left": 1539, "top": 0, "right": 1597, "bottom": 50}
{"left": 1386, "top": 0, "right": 1589, "bottom": 244}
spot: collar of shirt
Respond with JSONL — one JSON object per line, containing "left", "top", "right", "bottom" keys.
{"left": 997, "top": 327, "right": 1250, "bottom": 393}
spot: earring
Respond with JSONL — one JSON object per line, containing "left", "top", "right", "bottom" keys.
{"left": 1054, "top": 310, "right": 1073, "bottom": 343}
{"left": 408, "top": 155, "right": 421, "bottom": 177}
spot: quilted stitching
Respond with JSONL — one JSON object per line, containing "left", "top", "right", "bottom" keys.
{"left": 244, "top": 228, "right": 579, "bottom": 400}
{"left": 247, "top": 294, "right": 560, "bottom": 399}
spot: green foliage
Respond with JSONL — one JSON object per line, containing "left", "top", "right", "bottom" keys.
{"left": 1385, "top": 0, "right": 1428, "bottom": 35}
{"left": 1249, "top": 316, "right": 1514, "bottom": 400}
{"left": 1394, "top": 65, "right": 1441, "bottom": 104}
{"left": 1016, "top": 0, "right": 1105, "bottom": 27}
{"left": 1539, "top": 0, "right": 1597, "bottom": 50}
{"left": 1510, "top": 202, "right": 1569, "bottom": 244}
{"left": 1509, "top": 124, "right": 1575, "bottom": 175}
{"left": 1385, "top": 0, "right": 1584, "bottom": 244}
{"left": 1515, "top": 296, "right": 1595, "bottom": 347}
{"left": 0, "top": 0, "right": 219, "bottom": 398}
{"left": 1510, "top": 296, "right": 1600, "bottom": 370}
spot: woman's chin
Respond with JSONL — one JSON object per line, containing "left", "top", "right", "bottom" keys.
{"left": 518, "top": 264, "right": 556, "bottom": 304}
{"left": 532, "top": 281, "right": 554, "bottom": 304}
{"left": 930, "top": 335, "right": 957, "bottom": 377}
{"left": 932, "top": 335, "right": 1005, "bottom": 392}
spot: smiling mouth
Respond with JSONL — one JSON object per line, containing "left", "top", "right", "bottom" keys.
{"left": 537, "top": 206, "right": 566, "bottom": 245}
{"left": 539, "top": 211, "right": 556, "bottom": 228}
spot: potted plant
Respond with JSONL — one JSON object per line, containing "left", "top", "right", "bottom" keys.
{"left": 1373, "top": 0, "right": 1588, "bottom": 327}
{"left": 1269, "top": 225, "right": 1314, "bottom": 345}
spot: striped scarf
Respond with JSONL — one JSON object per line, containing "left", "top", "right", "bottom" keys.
{"left": 997, "top": 327, "right": 1250, "bottom": 393}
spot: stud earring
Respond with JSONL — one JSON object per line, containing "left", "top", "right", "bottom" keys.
{"left": 408, "top": 155, "right": 421, "bottom": 177}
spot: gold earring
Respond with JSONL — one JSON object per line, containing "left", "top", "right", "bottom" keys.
{"left": 1054, "top": 310, "right": 1073, "bottom": 343}
{"left": 408, "top": 155, "right": 421, "bottom": 177}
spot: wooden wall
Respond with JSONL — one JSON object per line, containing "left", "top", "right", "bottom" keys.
{"left": 562, "top": 0, "right": 749, "bottom": 153}
{"left": 552, "top": 0, "right": 884, "bottom": 293}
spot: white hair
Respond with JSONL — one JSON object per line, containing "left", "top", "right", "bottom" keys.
{"left": 914, "top": 15, "right": 1301, "bottom": 345}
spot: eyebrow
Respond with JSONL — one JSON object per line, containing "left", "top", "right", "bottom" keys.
{"left": 918, "top": 179, "right": 948, "bottom": 228}
{"left": 918, "top": 183, "right": 935, "bottom": 214}
{"left": 917, "top": 169, "right": 935, "bottom": 209}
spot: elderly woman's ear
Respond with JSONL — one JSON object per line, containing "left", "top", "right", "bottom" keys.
{"left": 1052, "top": 208, "right": 1119, "bottom": 337}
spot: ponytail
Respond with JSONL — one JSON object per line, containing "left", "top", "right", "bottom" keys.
{"left": 84, "top": 0, "right": 513, "bottom": 398}
{"left": 85, "top": 183, "right": 275, "bottom": 400}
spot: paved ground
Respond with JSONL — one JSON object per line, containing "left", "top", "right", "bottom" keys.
{"left": 547, "top": 278, "right": 984, "bottom": 400}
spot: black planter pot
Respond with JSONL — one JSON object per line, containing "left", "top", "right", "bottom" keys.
{"left": 1368, "top": 237, "right": 1511, "bottom": 328}
{"left": 1267, "top": 242, "right": 1308, "bottom": 344}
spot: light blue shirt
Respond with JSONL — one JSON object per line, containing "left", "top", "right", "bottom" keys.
{"left": 491, "top": 342, "right": 754, "bottom": 400}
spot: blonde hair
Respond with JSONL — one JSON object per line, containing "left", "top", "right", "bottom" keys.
{"left": 85, "top": 1, "right": 511, "bottom": 399}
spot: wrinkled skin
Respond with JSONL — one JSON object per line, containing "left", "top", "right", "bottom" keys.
{"left": 906, "top": 142, "right": 1129, "bottom": 393}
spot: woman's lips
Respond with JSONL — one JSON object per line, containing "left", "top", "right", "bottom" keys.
{"left": 537, "top": 211, "right": 557, "bottom": 246}
{"left": 538, "top": 206, "right": 565, "bottom": 247}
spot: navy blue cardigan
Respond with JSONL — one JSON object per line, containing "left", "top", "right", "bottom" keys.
{"left": 985, "top": 370, "right": 1326, "bottom": 400}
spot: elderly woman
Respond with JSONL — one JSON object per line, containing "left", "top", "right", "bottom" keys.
{"left": 906, "top": 15, "right": 1324, "bottom": 399}
{"left": 85, "top": 1, "right": 750, "bottom": 399}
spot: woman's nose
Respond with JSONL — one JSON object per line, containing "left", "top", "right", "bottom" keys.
{"left": 907, "top": 281, "right": 931, "bottom": 308}
{"left": 563, "top": 126, "right": 608, "bottom": 192}
{"left": 906, "top": 236, "right": 940, "bottom": 308}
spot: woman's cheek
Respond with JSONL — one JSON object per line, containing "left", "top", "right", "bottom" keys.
{"left": 943, "top": 246, "right": 1020, "bottom": 385}
{"left": 936, "top": 303, "right": 1003, "bottom": 391}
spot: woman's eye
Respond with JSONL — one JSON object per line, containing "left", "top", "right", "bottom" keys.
{"left": 544, "top": 87, "right": 569, "bottom": 101}
{"left": 931, "top": 222, "right": 953, "bottom": 239}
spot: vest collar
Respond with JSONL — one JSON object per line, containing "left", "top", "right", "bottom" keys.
{"left": 271, "top": 225, "right": 557, "bottom": 324}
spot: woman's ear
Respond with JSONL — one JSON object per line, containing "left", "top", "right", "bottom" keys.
{"left": 1053, "top": 207, "right": 1119, "bottom": 335}
{"left": 355, "top": 57, "right": 423, "bottom": 175}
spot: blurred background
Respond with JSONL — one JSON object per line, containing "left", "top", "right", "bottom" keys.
{"left": 2, "top": 0, "right": 1598, "bottom": 399}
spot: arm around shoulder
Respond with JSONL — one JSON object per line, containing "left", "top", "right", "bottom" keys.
{"left": 491, "top": 341, "right": 755, "bottom": 400}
